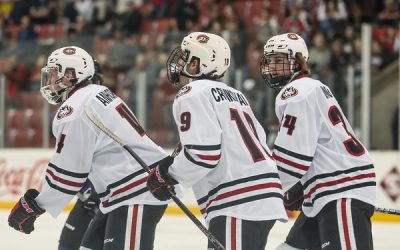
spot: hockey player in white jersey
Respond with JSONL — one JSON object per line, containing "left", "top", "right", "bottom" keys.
{"left": 146, "top": 32, "right": 288, "bottom": 250}
{"left": 8, "top": 46, "right": 175, "bottom": 250}
{"left": 260, "top": 33, "right": 376, "bottom": 250}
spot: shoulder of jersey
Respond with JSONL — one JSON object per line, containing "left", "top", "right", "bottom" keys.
{"left": 54, "top": 85, "right": 106, "bottom": 123}
{"left": 175, "top": 80, "right": 214, "bottom": 100}
{"left": 277, "top": 77, "right": 321, "bottom": 104}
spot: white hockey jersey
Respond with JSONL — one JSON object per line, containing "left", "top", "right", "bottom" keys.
{"left": 274, "top": 76, "right": 376, "bottom": 217}
{"left": 168, "top": 80, "right": 288, "bottom": 223}
{"left": 36, "top": 84, "right": 173, "bottom": 217}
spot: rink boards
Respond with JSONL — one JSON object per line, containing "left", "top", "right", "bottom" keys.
{"left": 0, "top": 149, "right": 399, "bottom": 222}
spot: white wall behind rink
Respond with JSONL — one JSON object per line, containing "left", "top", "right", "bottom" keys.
{"left": 0, "top": 149, "right": 399, "bottom": 212}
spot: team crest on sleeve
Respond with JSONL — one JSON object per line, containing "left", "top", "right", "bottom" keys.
{"left": 281, "top": 86, "right": 298, "bottom": 100}
{"left": 57, "top": 105, "right": 74, "bottom": 119}
{"left": 176, "top": 85, "right": 192, "bottom": 99}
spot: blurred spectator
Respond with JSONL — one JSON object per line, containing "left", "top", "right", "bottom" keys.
{"left": 63, "top": 0, "right": 79, "bottom": 24}
{"left": 148, "top": 0, "right": 174, "bottom": 19}
{"left": 371, "top": 40, "right": 390, "bottom": 73}
{"left": 253, "top": 9, "right": 279, "bottom": 42}
{"left": 283, "top": 5, "right": 310, "bottom": 40}
{"left": 376, "top": 0, "right": 400, "bottom": 26}
{"left": 120, "top": 1, "right": 142, "bottom": 35}
{"left": 75, "top": 0, "right": 94, "bottom": 22}
{"left": 29, "top": 0, "right": 57, "bottom": 25}
{"left": 93, "top": 0, "right": 114, "bottom": 26}
{"left": 4, "top": 58, "right": 31, "bottom": 95}
{"left": 317, "top": 0, "right": 348, "bottom": 38}
{"left": 9, "top": 1, "right": 32, "bottom": 25}
{"left": 107, "top": 31, "right": 142, "bottom": 72}
{"left": 329, "top": 38, "right": 347, "bottom": 107}
{"left": 0, "top": 19, "right": 8, "bottom": 50}
{"left": 17, "top": 15, "right": 38, "bottom": 43}
{"left": 173, "top": 0, "right": 199, "bottom": 31}
{"left": 161, "top": 18, "right": 184, "bottom": 52}
{"left": 308, "top": 32, "right": 332, "bottom": 87}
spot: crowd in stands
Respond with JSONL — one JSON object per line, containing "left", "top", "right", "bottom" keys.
{"left": 0, "top": 0, "right": 399, "bottom": 148}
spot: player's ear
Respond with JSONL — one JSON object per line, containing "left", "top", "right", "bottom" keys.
{"left": 188, "top": 57, "right": 200, "bottom": 74}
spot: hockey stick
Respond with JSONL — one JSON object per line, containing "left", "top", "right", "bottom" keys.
{"left": 84, "top": 106, "right": 225, "bottom": 250}
{"left": 374, "top": 207, "right": 400, "bottom": 216}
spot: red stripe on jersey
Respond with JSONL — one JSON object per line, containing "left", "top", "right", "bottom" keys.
{"left": 273, "top": 153, "right": 309, "bottom": 171}
{"left": 196, "top": 154, "right": 221, "bottom": 161}
{"left": 201, "top": 182, "right": 282, "bottom": 213}
{"left": 341, "top": 199, "right": 351, "bottom": 250}
{"left": 111, "top": 176, "right": 147, "bottom": 197}
{"left": 231, "top": 218, "right": 237, "bottom": 250}
{"left": 304, "top": 173, "right": 376, "bottom": 199}
{"left": 46, "top": 169, "right": 85, "bottom": 187}
{"left": 130, "top": 204, "right": 139, "bottom": 250}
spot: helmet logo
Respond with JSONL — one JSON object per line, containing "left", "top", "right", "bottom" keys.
{"left": 196, "top": 34, "right": 209, "bottom": 43}
{"left": 287, "top": 33, "right": 299, "bottom": 40}
{"left": 63, "top": 47, "right": 76, "bottom": 55}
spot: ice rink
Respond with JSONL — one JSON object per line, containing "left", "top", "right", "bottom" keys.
{"left": 2, "top": 210, "right": 400, "bottom": 250}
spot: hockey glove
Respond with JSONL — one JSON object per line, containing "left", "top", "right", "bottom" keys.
{"left": 147, "top": 156, "right": 178, "bottom": 201}
{"left": 8, "top": 189, "right": 45, "bottom": 234}
{"left": 283, "top": 182, "right": 304, "bottom": 211}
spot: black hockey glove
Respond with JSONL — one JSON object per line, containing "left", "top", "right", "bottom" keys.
{"left": 146, "top": 156, "right": 178, "bottom": 201}
{"left": 8, "top": 189, "right": 45, "bottom": 234}
{"left": 283, "top": 182, "right": 304, "bottom": 211}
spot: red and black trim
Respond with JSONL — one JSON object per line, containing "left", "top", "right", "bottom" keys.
{"left": 303, "top": 182, "right": 376, "bottom": 207}
{"left": 274, "top": 144, "right": 313, "bottom": 162}
{"left": 302, "top": 164, "right": 375, "bottom": 190}
{"left": 45, "top": 163, "right": 88, "bottom": 195}
{"left": 302, "top": 164, "right": 375, "bottom": 206}
{"left": 184, "top": 144, "right": 221, "bottom": 169}
{"left": 197, "top": 173, "right": 282, "bottom": 216}
{"left": 97, "top": 169, "right": 149, "bottom": 207}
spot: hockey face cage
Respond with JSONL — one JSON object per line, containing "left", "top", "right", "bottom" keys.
{"left": 260, "top": 52, "right": 300, "bottom": 89}
{"left": 167, "top": 46, "right": 188, "bottom": 86}
{"left": 40, "top": 66, "right": 78, "bottom": 105}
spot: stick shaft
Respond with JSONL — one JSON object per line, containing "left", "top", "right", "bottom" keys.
{"left": 84, "top": 106, "right": 225, "bottom": 250}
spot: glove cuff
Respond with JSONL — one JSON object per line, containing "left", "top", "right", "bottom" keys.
{"left": 24, "top": 189, "right": 46, "bottom": 214}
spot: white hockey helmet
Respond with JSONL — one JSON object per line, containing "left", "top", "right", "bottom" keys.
{"left": 166, "top": 32, "right": 231, "bottom": 85}
{"left": 260, "top": 33, "right": 309, "bottom": 89}
{"left": 40, "top": 46, "right": 95, "bottom": 104}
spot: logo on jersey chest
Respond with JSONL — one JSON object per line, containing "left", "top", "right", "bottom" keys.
{"left": 281, "top": 86, "right": 298, "bottom": 100}
{"left": 57, "top": 105, "right": 74, "bottom": 120}
{"left": 176, "top": 85, "right": 192, "bottom": 99}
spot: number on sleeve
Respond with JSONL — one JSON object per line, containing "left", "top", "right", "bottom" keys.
{"left": 180, "top": 112, "right": 191, "bottom": 132}
{"left": 282, "top": 114, "right": 297, "bottom": 135}
{"left": 328, "top": 105, "right": 365, "bottom": 156}
{"left": 230, "top": 109, "right": 265, "bottom": 163}
{"left": 116, "top": 103, "right": 145, "bottom": 136}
